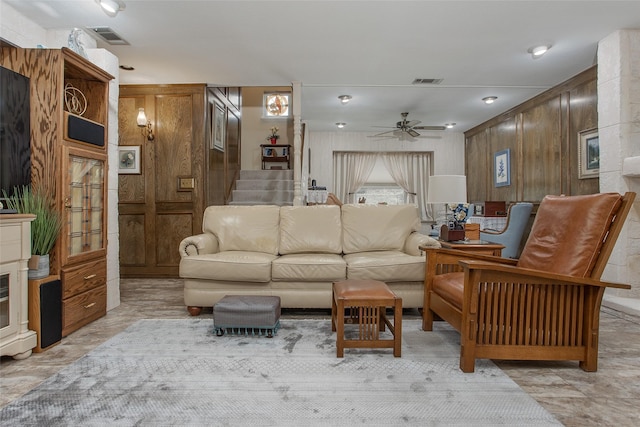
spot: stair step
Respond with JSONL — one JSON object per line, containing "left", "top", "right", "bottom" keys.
{"left": 231, "top": 189, "right": 294, "bottom": 203}
{"left": 236, "top": 179, "right": 294, "bottom": 191}
{"left": 239, "top": 169, "right": 293, "bottom": 180}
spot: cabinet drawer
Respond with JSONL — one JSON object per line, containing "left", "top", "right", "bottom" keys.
{"left": 62, "top": 284, "right": 106, "bottom": 336}
{"left": 61, "top": 259, "right": 106, "bottom": 299}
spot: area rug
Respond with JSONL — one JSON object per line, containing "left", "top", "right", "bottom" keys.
{"left": 0, "top": 319, "right": 561, "bottom": 426}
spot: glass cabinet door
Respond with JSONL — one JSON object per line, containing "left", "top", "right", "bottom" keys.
{"left": 66, "top": 154, "right": 105, "bottom": 259}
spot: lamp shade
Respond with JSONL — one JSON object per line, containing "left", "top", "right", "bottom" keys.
{"left": 427, "top": 175, "right": 467, "bottom": 204}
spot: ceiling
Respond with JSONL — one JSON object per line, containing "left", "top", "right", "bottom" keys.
{"left": 5, "top": 1, "right": 640, "bottom": 133}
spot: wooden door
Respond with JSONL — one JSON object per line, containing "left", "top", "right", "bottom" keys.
{"left": 118, "top": 85, "right": 206, "bottom": 277}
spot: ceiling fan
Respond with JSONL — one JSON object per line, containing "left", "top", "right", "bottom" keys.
{"left": 370, "top": 112, "right": 446, "bottom": 139}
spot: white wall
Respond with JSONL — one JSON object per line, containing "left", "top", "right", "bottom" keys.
{"left": 307, "top": 131, "right": 466, "bottom": 194}
{"left": 599, "top": 29, "right": 640, "bottom": 316}
{"left": 1, "top": 1, "right": 121, "bottom": 310}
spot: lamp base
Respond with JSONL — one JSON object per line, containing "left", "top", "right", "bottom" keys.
{"left": 440, "top": 225, "right": 466, "bottom": 242}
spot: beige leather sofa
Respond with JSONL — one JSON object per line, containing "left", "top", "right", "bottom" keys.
{"left": 179, "top": 204, "right": 440, "bottom": 315}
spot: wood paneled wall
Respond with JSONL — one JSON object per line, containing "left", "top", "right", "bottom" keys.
{"left": 465, "top": 66, "right": 599, "bottom": 205}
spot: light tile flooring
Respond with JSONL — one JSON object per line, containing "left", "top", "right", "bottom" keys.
{"left": 1, "top": 278, "right": 639, "bottom": 426}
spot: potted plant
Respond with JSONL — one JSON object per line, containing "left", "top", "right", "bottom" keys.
{"left": 2, "top": 185, "right": 63, "bottom": 279}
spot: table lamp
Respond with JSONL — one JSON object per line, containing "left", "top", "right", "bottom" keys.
{"left": 427, "top": 175, "right": 467, "bottom": 241}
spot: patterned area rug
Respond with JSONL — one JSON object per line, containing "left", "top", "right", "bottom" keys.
{"left": 0, "top": 319, "right": 561, "bottom": 426}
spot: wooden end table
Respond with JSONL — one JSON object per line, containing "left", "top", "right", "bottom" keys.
{"left": 437, "top": 239, "right": 504, "bottom": 256}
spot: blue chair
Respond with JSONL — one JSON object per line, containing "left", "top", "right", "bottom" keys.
{"left": 480, "top": 202, "right": 533, "bottom": 258}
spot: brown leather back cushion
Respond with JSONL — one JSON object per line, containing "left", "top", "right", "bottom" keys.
{"left": 517, "top": 193, "right": 622, "bottom": 278}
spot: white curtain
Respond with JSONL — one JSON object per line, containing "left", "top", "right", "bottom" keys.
{"left": 333, "top": 152, "right": 379, "bottom": 203}
{"left": 382, "top": 152, "right": 433, "bottom": 221}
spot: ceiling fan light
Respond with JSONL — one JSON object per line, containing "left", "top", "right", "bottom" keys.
{"left": 482, "top": 96, "right": 497, "bottom": 104}
{"left": 338, "top": 95, "right": 352, "bottom": 104}
{"left": 335, "top": 122, "right": 346, "bottom": 128}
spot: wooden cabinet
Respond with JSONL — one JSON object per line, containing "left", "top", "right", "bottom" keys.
{"left": 0, "top": 47, "right": 113, "bottom": 336}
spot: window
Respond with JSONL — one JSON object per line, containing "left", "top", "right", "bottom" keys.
{"left": 355, "top": 184, "right": 407, "bottom": 205}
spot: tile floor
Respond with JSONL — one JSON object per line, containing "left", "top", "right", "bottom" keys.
{"left": 1, "top": 278, "right": 639, "bottom": 426}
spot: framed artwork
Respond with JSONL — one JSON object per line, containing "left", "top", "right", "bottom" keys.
{"left": 118, "top": 146, "right": 141, "bottom": 174}
{"left": 212, "top": 101, "right": 225, "bottom": 152}
{"left": 578, "top": 128, "right": 599, "bottom": 179}
{"left": 494, "top": 149, "right": 511, "bottom": 187}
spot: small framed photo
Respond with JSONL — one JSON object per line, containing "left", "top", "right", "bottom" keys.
{"left": 494, "top": 149, "right": 511, "bottom": 187}
{"left": 118, "top": 146, "right": 141, "bottom": 174}
{"left": 212, "top": 101, "right": 225, "bottom": 152}
{"left": 578, "top": 128, "right": 599, "bottom": 179}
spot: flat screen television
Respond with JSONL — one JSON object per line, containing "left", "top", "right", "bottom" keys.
{"left": 0, "top": 65, "right": 31, "bottom": 211}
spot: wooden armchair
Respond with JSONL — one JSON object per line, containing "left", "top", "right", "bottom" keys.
{"left": 423, "top": 192, "right": 635, "bottom": 373}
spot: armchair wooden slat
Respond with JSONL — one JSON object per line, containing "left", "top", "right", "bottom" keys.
{"left": 423, "top": 192, "right": 635, "bottom": 373}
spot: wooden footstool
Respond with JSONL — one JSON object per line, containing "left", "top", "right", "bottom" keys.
{"left": 331, "top": 279, "right": 402, "bottom": 357}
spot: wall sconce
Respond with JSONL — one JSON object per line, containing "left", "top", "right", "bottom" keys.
{"left": 137, "top": 108, "right": 154, "bottom": 141}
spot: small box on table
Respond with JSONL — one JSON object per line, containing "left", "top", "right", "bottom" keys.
{"left": 213, "top": 295, "right": 281, "bottom": 337}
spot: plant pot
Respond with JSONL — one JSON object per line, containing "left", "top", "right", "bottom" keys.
{"left": 270, "top": 137, "right": 278, "bottom": 144}
{"left": 28, "top": 254, "right": 50, "bottom": 279}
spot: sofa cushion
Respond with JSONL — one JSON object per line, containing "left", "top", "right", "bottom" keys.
{"left": 279, "top": 205, "right": 342, "bottom": 254}
{"left": 431, "top": 272, "right": 464, "bottom": 310}
{"left": 344, "top": 251, "right": 425, "bottom": 282}
{"left": 272, "top": 253, "right": 347, "bottom": 281}
{"left": 179, "top": 251, "right": 276, "bottom": 282}
{"left": 341, "top": 204, "right": 420, "bottom": 254}
{"left": 202, "top": 205, "right": 280, "bottom": 255}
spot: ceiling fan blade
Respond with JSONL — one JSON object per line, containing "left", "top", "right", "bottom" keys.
{"left": 405, "top": 120, "right": 421, "bottom": 128}
{"left": 413, "top": 125, "right": 447, "bottom": 131}
{"left": 369, "top": 129, "right": 397, "bottom": 137}
{"left": 407, "top": 129, "right": 420, "bottom": 138}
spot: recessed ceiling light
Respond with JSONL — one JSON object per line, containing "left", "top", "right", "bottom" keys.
{"left": 119, "top": 65, "right": 134, "bottom": 71}
{"left": 335, "top": 122, "right": 346, "bottom": 128}
{"left": 338, "top": 95, "right": 352, "bottom": 104}
{"left": 96, "top": 0, "right": 125, "bottom": 17}
{"left": 529, "top": 45, "right": 551, "bottom": 58}
{"left": 445, "top": 123, "right": 456, "bottom": 129}
{"left": 482, "top": 96, "right": 498, "bottom": 104}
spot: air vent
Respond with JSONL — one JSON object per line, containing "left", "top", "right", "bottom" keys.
{"left": 87, "top": 27, "right": 129, "bottom": 45}
{"left": 412, "top": 78, "right": 443, "bottom": 85}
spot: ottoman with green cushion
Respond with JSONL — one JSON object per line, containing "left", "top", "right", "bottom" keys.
{"left": 213, "top": 295, "right": 281, "bottom": 338}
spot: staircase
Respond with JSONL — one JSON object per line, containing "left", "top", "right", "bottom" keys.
{"left": 229, "top": 169, "right": 294, "bottom": 206}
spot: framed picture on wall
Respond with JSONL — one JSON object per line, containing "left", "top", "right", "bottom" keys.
{"left": 578, "top": 128, "right": 599, "bottom": 179}
{"left": 494, "top": 149, "right": 511, "bottom": 187}
{"left": 212, "top": 101, "right": 225, "bottom": 152}
{"left": 118, "top": 146, "right": 141, "bottom": 174}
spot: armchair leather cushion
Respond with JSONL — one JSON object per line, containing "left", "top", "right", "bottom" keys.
{"left": 432, "top": 272, "right": 465, "bottom": 310}
{"left": 517, "top": 193, "right": 622, "bottom": 277}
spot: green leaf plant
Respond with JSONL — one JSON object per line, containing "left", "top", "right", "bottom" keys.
{"left": 2, "top": 185, "right": 63, "bottom": 255}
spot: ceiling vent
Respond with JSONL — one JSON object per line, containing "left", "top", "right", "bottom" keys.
{"left": 412, "top": 78, "right": 443, "bottom": 85}
{"left": 87, "top": 27, "right": 129, "bottom": 45}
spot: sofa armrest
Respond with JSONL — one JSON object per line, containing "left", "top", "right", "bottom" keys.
{"left": 179, "top": 233, "right": 219, "bottom": 257}
{"left": 404, "top": 232, "right": 440, "bottom": 256}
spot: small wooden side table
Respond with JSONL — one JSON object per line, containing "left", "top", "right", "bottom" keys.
{"left": 437, "top": 240, "right": 504, "bottom": 256}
